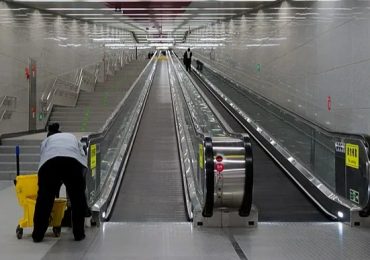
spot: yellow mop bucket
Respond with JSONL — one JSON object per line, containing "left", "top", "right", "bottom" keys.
{"left": 14, "top": 174, "right": 67, "bottom": 239}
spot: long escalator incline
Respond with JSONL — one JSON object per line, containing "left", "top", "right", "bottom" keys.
{"left": 110, "top": 59, "right": 187, "bottom": 222}
{"left": 190, "top": 69, "right": 330, "bottom": 222}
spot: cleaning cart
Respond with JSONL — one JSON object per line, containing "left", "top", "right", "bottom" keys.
{"left": 14, "top": 146, "right": 67, "bottom": 239}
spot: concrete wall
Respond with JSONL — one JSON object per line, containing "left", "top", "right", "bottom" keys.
{"left": 0, "top": 1, "right": 134, "bottom": 134}
{"left": 184, "top": 0, "right": 370, "bottom": 135}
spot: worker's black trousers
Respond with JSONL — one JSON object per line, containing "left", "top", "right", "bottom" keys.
{"left": 32, "top": 157, "right": 87, "bottom": 241}
{"left": 185, "top": 61, "right": 191, "bottom": 72}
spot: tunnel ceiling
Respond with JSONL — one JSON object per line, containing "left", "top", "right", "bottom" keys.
{"left": 8, "top": 0, "right": 282, "bottom": 43}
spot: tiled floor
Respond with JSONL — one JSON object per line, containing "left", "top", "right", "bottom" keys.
{"left": 44, "top": 222, "right": 370, "bottom": 260}
{"left": 1, "top": 184, "right": 370, "bottom": 260}
{"left": 0, "top": 182, "right": 58, "bottom": 260}
{"left": 0, "top": 180, "right": 11, "bottom": 191}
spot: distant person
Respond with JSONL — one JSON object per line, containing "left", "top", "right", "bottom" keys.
{"left": 32, "top": 123, "right": 88, "bottom": 242}
{"left": 183, "top": 48, "right": 192, "bottom": 72}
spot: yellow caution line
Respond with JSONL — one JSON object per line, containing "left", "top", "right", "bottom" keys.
{"left": 156, "top": 56, "right": 168, "bottom": 61}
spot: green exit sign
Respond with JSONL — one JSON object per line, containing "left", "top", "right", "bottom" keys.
{"left": 256, "top": 63, "right": 261, "bottom": 72}
{"left": 38, "top": 113, "right": 44, "bottom": 121}
{"left": 350, "top": 189, "right": 359, "bottom": 204}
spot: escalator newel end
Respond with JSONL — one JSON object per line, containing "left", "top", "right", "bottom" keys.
{"left": 239, "top": 134, "right": 253, "bottom": 217}
{"left": 203, "top": 136, "right": 214, "bottom": 218}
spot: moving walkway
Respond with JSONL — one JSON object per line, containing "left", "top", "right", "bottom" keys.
{"left": 189, "top": 55, "right": 370, "bottom": 226}
{"left": 83, "top": 52, "right": 255, "bottom": 227}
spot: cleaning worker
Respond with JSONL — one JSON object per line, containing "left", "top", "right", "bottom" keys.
{"left": 32, "top": 123, "right": 88, "bottom": 242}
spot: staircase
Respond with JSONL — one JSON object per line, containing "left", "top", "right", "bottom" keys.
{"left": 48, "top": 59, "right": 148, "bottom": 132}
{"left": 0, "top": 138, "right": 40, "bottom": 180}
{"left": 0, "top": 59, "right": 149, "bottom": 180}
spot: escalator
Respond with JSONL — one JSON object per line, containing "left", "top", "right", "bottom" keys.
{"left": 109, "top": 53, "right": 330, "bottom": 222}
{"left": 87, "top": 51, "right": 368, "bottom": 225}
{"left": 110, "top": 59, "right": 187, "bottom": 222}
{"left": 189, "top": 64, "right": 331, "bottom": 222}
{"left": 86, "top": 53, "right": 254, "bottom": 226}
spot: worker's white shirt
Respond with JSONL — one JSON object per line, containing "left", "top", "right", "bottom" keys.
{"left": 38, "top": 133, "right": 87, "bottom": 170}
{"left": 187, "top": 51, "right": 191, "bottom": 59}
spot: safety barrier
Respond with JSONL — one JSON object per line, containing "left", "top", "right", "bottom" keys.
{"left": 84, "top": 53, "right": 157, "bottom": 223}
{"left": 168, "top": 52, "right": 256, "bottom": 227}
{"left": 192, "top": 56, "right": 370, "bottom": 226}
{"left": 79, "top": 63, "right": 100, "bottom": 93}
{"left": 40, "top": 50, "right": 138, "bottom": 128}
{"left": 40, "top": 67, "right": 86, "bottom": 121}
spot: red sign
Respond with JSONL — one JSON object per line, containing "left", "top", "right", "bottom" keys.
{"left": 25, "top": 67, "right": 30, "bottom": 80}
{"left": 216, "top": 163, "right": 224, "bottom": 173}
{"left": 327, "top": 96, "right": 331, "bottom": 111}
{"left": 216, "top": 155, "right": 223, "bottom": 162}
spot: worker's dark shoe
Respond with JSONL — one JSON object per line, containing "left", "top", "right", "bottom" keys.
{"left": 74, "top": 234, "right": 85, "bottom": 241}
{"left": 32, "top": 233, "right": 44, "bottom": 243}
{"left": 85, "top": 207, "right": 92, "bottom": 218}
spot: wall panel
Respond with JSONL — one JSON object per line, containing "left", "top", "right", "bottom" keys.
{"left": 184, "top": 0, "right": 370, "bottom": 134}
{"left": 0, "top": 2, "right": 133, "bottom": 134}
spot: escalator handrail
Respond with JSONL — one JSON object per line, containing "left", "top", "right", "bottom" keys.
{"left": 195, "top": 56, "right": 370, "bottom": 217}
{"left": 170, "top": 52, "right": 246, "bottom": 140}
{"left": 167, "top": 54, "right": 201, "bottom": 220}
{"left": 87, "top": 54, "right": 157, "bottom": 142}
{"left": 169, "top": 52, "right": 254, "bottom": 219}
{"left": 194, "top": 54, "right": 370, "bottom": 144}
{"left": 84, "top": 54, "right": 158, "bottom": 216}
{"left": 167, "top": 53, "right": 208, "bottom": 141}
